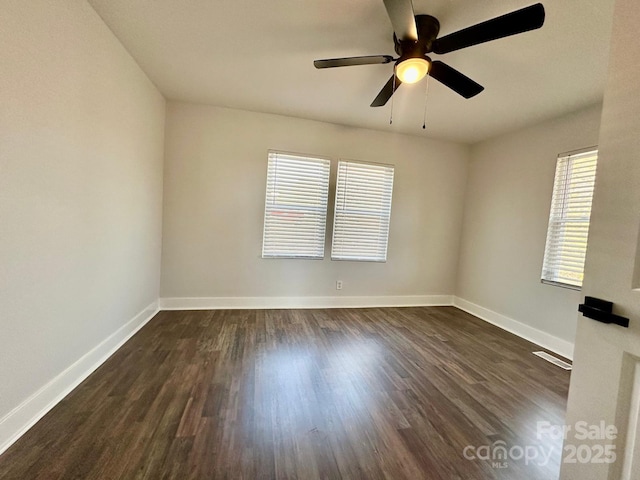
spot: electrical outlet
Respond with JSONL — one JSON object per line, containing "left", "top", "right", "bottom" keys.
{"left": 336, "top": 280, "right": 343, "bottom": 290}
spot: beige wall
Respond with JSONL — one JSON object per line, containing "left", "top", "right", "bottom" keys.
{"left": 160, "top": 102, "right": 469, "bottom": 301}
{"left": 0, "top": 0, "right": 165, "bottom": 436}
{"left": 456, "top": 105, "right": 603, "bottom": 347}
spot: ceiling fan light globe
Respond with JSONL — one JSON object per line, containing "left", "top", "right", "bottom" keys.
{"left": 396, "top": 58, "right": 429, "bottom": 84}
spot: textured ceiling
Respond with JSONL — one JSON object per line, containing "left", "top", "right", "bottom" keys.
{"left": 88, "top": 0, "right": 615, "bottom": 144}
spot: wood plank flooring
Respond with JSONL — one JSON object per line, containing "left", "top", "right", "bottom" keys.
{"left": 0, "top": 307, "right": 570, "bottom": 479}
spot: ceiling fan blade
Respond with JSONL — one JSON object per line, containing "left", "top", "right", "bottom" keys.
{"left": 371, "top": 75, "right": 402, "bottom": 107}
{"left": 314, "top": 55, "right": 394, "bottom": 69}
{"left": 432, "top": 3, "right": 545, "bottom": 54}
{"left": 383, "top": 0, "right": 418, "bottom": 41}
{"left": 429, "top": 61, "right": 484, "bottom": 99}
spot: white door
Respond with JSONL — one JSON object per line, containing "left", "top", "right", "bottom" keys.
{"left": 560, "top": 0, "right": 640, "bottom": 478}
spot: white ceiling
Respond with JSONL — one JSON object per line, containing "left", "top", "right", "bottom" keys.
{"left": 88, "top": 0, "right": 615, "bottom": 144}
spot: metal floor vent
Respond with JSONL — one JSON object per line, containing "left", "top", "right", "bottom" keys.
{"left": 533, "top": 351, "right": 572, "bottom": 370}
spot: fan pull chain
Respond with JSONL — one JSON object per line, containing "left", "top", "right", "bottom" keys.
{"left": 390, "top": 72, "right": 396, "bottom": 125}
{"left": 422, "top": 74, "right": 430, "bottom": 130}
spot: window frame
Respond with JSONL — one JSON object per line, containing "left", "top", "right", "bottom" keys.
{"left": 541, "top": 147, "right": 598, "bottom": 290}
{"left": 261, "top": 150, "right": 331, "bottom": 260}
{"left": 330, "top": 159, "right": 395, "bottom": 263}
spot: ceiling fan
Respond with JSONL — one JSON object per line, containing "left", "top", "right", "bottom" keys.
{"left": 314, "top": 0, "right": 545, "bottom": 107}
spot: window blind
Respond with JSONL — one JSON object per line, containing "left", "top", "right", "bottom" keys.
{"left": 541, "top": 149, "right": 598, "bottom": 288}
{"left": 331, "top": 160, "right": 395, "bottom": 262}
{"left": 262, "top": 151, "right": 330, "bottom": 258}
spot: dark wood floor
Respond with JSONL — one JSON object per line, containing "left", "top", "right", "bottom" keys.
{"left": 0, "top": 307, "right": 570, "bottom": 479}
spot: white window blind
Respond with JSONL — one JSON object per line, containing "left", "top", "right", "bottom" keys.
{"left": 541, "top": 148, "right": 598, "bottom": 289}
{"left": 262, "top": 151, "right": 330, "bottom": 259}
{"left": 331, "top": 160, "right": 395, "bottom": 262}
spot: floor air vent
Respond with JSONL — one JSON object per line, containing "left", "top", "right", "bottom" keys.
{"left": 533, "top": 351, "right": 572, "bottom": 370}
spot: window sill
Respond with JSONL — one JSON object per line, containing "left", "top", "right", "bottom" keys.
{"left": 541, "top": 279, "right": 582, "bottom": 291}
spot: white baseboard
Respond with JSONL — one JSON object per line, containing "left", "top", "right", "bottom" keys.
{"left": 0, "top": 301, "right": 159, "bottom": 456}
{"left": 159, "top": 295, "right": 454, "bottom": 310}
{"left": 453, "top": 297, "right": 574, "bottom": 360}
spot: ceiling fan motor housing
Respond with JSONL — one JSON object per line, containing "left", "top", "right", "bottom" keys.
{"left": 394, "top": 14, "right": 440, "bottom": 56}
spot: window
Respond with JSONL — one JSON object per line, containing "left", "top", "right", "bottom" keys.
{"left": 541, "top": 148, "right": 598, "bottom": 289}
{"left": 331, "top": 160, "right": 395, "bottom": 262}
{"left": 262, "top": 151, "right": 330, "bottom": 258}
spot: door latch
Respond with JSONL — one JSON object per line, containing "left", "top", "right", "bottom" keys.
{"left": 578, "top": 296, "right": 629, "bottom": 328}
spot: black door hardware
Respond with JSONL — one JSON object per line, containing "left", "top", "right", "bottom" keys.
{"left": 578, "top": 296, "right": 629, "bottom": 328}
